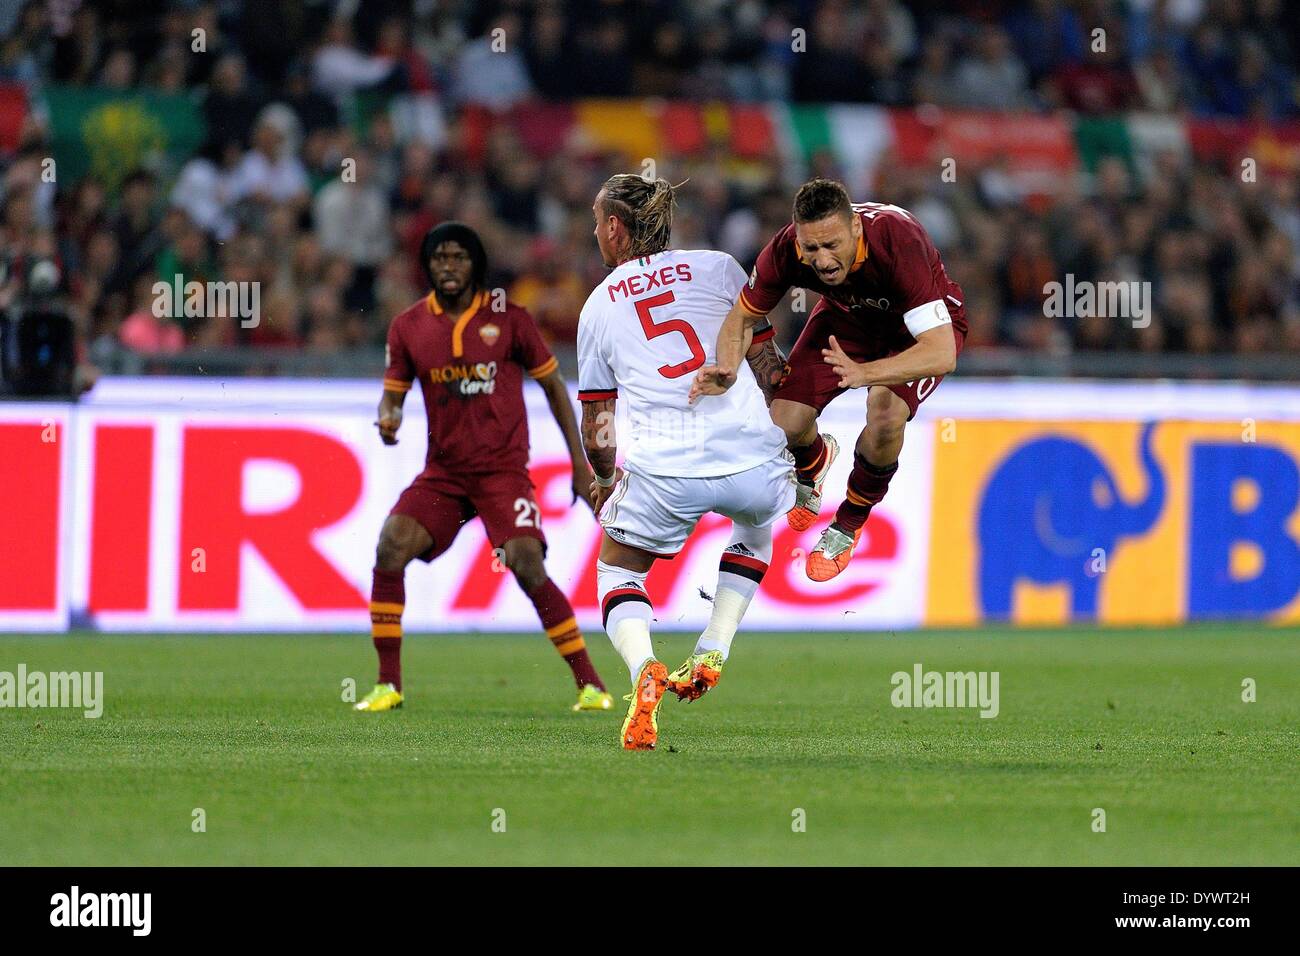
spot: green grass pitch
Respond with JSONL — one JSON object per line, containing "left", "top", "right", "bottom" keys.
{"left": 0, "top": 627, "right": 1295, "bottom": 866}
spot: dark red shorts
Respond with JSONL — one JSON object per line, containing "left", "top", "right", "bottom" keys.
{"left": 390, "top": 468, "right": 546, "bottom": 562}
{"left": 774, "top": 300, "right": 966, "bottom": 419}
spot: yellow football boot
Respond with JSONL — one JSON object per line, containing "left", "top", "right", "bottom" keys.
{"left": 573, "top": 683, "right": 614, "bottom": 712}
{"left": 354, "top": 682, "right": 403, "bottom": 712}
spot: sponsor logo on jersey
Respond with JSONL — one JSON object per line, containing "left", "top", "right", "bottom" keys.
{"left": 833, "top": 292, "right": 891, "bottom": 311}
{"left": 430, "top": 360, "right": 498, "bottom": 396}
{"left": 478, "top": 323, "right": 501, "bottom": 346}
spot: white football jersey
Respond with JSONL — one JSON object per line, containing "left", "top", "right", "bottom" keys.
{"left": 577, "top": 249, "right": 788, "bottom": 478}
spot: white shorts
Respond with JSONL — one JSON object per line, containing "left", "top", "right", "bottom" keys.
{"left": 599, "top": 456, "right": 797, "bottom": 556}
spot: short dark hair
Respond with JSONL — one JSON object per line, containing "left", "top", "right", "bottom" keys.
{"left": 793, "top": 178, "right": 852, "bottom": 223}
{"left": 419, "top": 221, "right": 487, "bottom": 289}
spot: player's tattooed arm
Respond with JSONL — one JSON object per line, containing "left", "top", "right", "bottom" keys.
{"left": 375, "top": 389, "right": 406, "bottom": 445}
{"left": 581, "top": 398, "right": 620, "bottom": 513}
{"left": 581, "top": 397, "right": 617, "bottom": 475}
{"left": 745, "top": 322, "right": 789, "bottom": 407}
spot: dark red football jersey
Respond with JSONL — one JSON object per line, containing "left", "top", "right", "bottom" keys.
{"left": 383, "top": 290, "right": 558, "bottom": 475}
{"left": 739, "top": 202, "right": 968, "bottom": 350}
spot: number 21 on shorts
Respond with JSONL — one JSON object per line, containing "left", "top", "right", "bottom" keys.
{"left": 514, "top": 496, "right": 542, "bottom": 528}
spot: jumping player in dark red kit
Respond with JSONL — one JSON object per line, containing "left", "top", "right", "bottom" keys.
{"left": 355, "top": 222, "right": 612, "bottom": 713}
{"left": 692, "top": 178, "right": 966, "bottom": 581}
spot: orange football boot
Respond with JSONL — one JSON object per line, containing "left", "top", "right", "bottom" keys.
{"left": 620, "top": 660, "right": 669, "bottom": 750}
{"left": 805, "top": 523, "right": 863, "bottom": 582}
{"left": 666, "top": 650, "right": 724, "bottom": 702}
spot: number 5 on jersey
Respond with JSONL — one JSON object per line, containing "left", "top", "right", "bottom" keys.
{"left": 635, "top": 291, "right": 705, "bottom": 379}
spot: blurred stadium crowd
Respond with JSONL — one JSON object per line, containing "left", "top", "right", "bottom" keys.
{"left": 1, "top": 0, "right": 1298, "bottom": 381}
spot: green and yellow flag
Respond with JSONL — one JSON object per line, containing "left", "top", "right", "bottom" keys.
{"left": 41, "top": 85, "right": 205, "bottom": 191}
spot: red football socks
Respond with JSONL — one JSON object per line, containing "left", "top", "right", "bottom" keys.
{"left": 792, "top": 434, "right": 829, "bottom": 485}
{"left": 834, "top": 454, "right": 898, "bottom": 533}
{"left": 528, "top": 578, "right": 605, "bottom": 690}
{"left": 370, "top": 568, "right": 405, "bottom": 691}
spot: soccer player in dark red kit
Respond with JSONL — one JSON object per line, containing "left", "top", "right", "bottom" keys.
{"left": 693, "top": 178, "right": 966, "bottom": 581}
{"left": 354, "top": 222, "right": 612, "bottom": 713}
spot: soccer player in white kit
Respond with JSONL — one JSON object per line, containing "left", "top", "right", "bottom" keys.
{"left": 579, "top": 173, "right": 796, "bottom": 751}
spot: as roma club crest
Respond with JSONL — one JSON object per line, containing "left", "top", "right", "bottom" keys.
{"left": 479, "top": 323, "right": 501, "bottom": 346}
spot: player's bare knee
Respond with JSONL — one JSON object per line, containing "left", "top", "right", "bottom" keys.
{"left": 376, "top": 521, "right": 420, "bottom": 571}
{"left": 867, "top": 392, "right": 908, "bottom": 437}
{"left": 772, "top": 402, "right": 817, "bottom": 446}
{"left": 863, "top": 416, "right": 906, "bottom": 462}
{"left": 505, "top": 541, "right": 547, "bottom": 591}
{"left": 374, "top": 535, "right": 407, "bottom": 572}
{"left": 872, "top": 412, "right": 907, "bottom": 444}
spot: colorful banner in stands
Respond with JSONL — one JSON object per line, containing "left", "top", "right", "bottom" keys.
{"left": 40, "top": 85, "right": 206, "bottom": 189}
{"left": 466, "top": 100, "right": 1079, "bottom": 195}
{"left": 454, "top": 100, "right": 1300, "bottom": 198}
{"left": 1186, "top": 117, "right": 1300, "bottom": 173}
{"left": 1, "top": 378, "right": 1298, "bottom": 632}
{"left": 30, "top": 88, "right": 1300, "bottom": 197}
{"left": 892, "top": 109, "right": 1077, "bottom": 197}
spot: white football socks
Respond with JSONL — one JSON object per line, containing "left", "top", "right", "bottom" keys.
{"left": 695, "top": 521, "right": 772, "bottom": 660}
{"left": 596, "top": 560, "right": 655, "bottom": 683}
